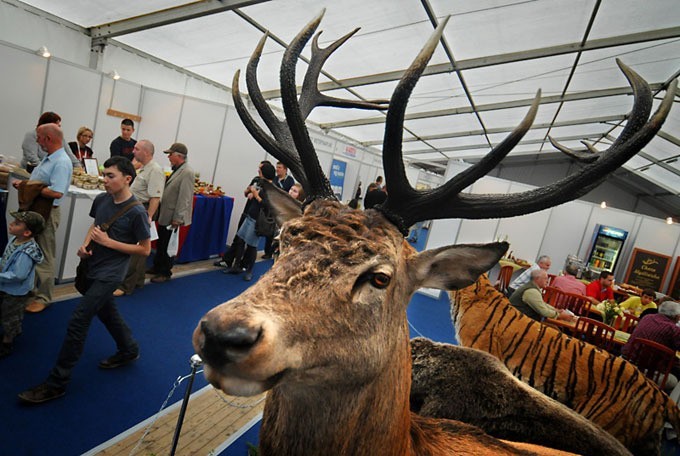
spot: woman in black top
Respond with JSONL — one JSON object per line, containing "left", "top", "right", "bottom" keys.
{"left": 68, "top": 126, "right": 94, "bottom": 166}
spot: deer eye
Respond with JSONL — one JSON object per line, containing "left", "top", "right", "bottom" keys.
{"left": 370, "top": 272, "right": 391, "bottom": 289}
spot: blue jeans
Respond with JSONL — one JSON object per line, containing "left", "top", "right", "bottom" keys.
{"left": 47, "top": 279, "right": 139, "bottom": 388}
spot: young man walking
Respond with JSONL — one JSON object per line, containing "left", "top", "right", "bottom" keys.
{"left": 18, "top": 157, "right": 150, "bottom": 404}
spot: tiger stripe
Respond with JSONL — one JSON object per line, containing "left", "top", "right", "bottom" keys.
{"left": 451, "top": 275, "right": 680, "bottom": 456}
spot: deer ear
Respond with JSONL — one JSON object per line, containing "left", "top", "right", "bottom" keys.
{"left": 410, "top": 242, "right": 508, "bottom": 290}
{"left": 261, "top": 180, "right": 303, "bottom": 226}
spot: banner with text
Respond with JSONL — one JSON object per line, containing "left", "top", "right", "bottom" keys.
{"left": 329, "top": 159, "right": 347, "bottom": 200}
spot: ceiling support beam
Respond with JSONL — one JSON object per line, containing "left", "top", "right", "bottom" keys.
{"left": 260, "top": 26, "right": 680, "bottom": 99}
{"left": 404, "top": 133, "right": 606, "bottom": 155}
{"left": 361, "top": 114, "right": 626, "bottom": 146}
{"left": 323, "top": 83, "right": 662, "bottom": 129}
{"left": 89, "top": 0, "right": 271, "bottom": 39}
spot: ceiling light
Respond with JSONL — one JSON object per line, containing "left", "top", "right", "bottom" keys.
{"left": 667, "top": 217, "right": 674, "bottom": 225}
{"left": 109, "top": 70, "right": 120, "bottom": 80}
{"left": 600, "top": 201, "right": 607, "bottom": 209}
{"left": 36, "top": 46, "right": 50, "bottom": 58}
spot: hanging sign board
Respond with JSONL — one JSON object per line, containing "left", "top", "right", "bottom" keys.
{"left": 624, "top": 248, "right": 672, "bottom": 291}
{"left": 668, "top": 258, "right": 680, "bottom": 300}
{"left": 329, "top": 159, "right": 347, "bottom": 200}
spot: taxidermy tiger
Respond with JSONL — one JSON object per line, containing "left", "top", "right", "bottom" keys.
{"left": 450, "top": 275, "right": 680, "bottom": 456}
{"left": 410, "top": 338, "right": 631, "bottom": 455}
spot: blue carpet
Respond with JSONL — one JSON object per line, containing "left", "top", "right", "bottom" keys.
{"left": 0, "top": 260, "right": 273, "bottom": 456}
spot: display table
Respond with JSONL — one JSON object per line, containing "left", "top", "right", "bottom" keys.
{"left": 175, "top": 194, "right": 234, "bottom": 263}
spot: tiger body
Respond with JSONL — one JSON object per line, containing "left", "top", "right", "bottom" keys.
{"left": 451, "top": 275, "right": 680, "bottom": 456}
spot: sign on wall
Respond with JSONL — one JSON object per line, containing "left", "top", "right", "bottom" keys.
{"left": 329, "top": 159, "right": 347, "bottom": 200}
{"left": 624, "top": 248, "right": 672, "bottom": 291}
{"left": 668, "top": 258, "right": 680, "bottom": 300}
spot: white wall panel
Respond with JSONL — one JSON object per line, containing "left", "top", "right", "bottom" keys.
{"left": 540, "top": 200, "right": 593, "bottom": 274}
{"left": 176, "top": 97, "right": 227, "bottom": 184}
{"left": 43, "top": 60, "right": 101, "bottom": 146}
{"left": 137, "top": 88, "right": 183, "bottom": 162}
{"left": 213, "top": 107, "right": 267, "bottom": 245}
{"left": 0, "top": 44, "right": 45, "bottom": 162}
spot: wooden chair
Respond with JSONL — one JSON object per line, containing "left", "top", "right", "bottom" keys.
{"left": 574, "top": 317, "right": 616, "bottom": 351}
{"left": 613, "top": 313, "right": 640, "bottom": 333}
{"left": 495, "top": 265, "right": 514, "bottom": 294}
{"left": 544, "top": 287, "right": 592, "bottom": 317}
{"left": 626, "top": 338, "right": 676, "bottom": 390}
{"left": 547, "top": 273, "right": 556, "bottom": 287}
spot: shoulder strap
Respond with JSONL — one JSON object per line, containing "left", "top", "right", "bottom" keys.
{"left": 100, "top": 200, "right": 143, "bottom": 231}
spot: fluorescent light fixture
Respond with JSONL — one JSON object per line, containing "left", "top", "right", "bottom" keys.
{"left": 37, "top": 46, "right": 50, "bottom": 58}
{"left": 600, "top": 201, "right": 607, "bottom": 209}
{"left": 667, "top": 217, "right": 674, "bottom": 225}
{"left": 109, "top": 70, "right": 120, "bottom": 80}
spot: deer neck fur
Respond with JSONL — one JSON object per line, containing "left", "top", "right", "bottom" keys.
{"left": 259, "top": 324, "right": 413, "bottom": 455}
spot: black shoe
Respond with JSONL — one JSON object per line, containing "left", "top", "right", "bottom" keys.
{"left": 150, "top": 275, "right": 170, "bottom": 284}
{"left": 225, "top": 267, "right": 244, "bottom": 275}
{"left": 0, "top": 342, "right": 13, "bottom": 359}
{"left": 261, "top": 254, "right": 272, "bottom": 260}
{"left": 98, "top": 351, "right": 140, "bottom": 369}
{"left": 213, "top": 259, "right": 229, "bottom": 268}
{"left": 18, "top": 383, "right": 66, "bottom": 404}
{"left": 244, "top": 272, "right": 253, "bottom": 281}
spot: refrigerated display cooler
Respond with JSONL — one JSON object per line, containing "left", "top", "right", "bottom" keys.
{"left": 586, "top": 225, "right": 628, "bottom": 274}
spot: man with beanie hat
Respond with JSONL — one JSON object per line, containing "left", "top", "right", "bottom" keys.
{"left": 223, "top": 161, "right": 275, "bottom": 281}
{"left": 149, "top": 143, "right": 194, "bottom": 283}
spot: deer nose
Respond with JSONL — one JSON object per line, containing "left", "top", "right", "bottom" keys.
{"left": 198, "top": 318, "right": 262, "bottom": 367}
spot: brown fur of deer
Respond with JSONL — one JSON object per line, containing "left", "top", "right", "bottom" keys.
{"left": 451, "top": 276, "right": 680, "bottom": 456}
{"left": 193, "top": 9, "right": 675, "bottom": 456}
{"left": 410, "top": 338, "right": 631, "bottom": 455}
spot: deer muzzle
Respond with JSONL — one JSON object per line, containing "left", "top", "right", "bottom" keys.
{"left": 194, "top": 316, "right": 263, "bottom": 368}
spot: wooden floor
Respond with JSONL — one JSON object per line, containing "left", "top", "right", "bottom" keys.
{"left": 92, "top": 387, "right": 265, "bottom": 456}
{"left": 54, "top": 258, "right": 265, "bottom": 456}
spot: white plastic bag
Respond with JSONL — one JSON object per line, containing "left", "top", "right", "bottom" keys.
{"left": 149, "top": 222, "right": 159, "bottom": 242}
{"left": 166, "top": 227, "right": 179, "bottom": 257}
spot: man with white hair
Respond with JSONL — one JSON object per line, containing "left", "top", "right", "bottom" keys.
{"left": 509, "top": 269, "right": 574, "bottom": 322}
{"left": 622, "top": 301, "right": 680, "bottom": 392}
{"left": 622, "top": 301, "right": 680, "bottom": 358}
{"left": 507, "top": 254, "right": 551, "bottom": 295}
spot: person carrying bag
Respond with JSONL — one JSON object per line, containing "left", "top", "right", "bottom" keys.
{"left": 75, "top": 200, "right": 142, "bottom": 294}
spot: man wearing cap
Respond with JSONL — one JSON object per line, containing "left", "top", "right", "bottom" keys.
{"left": 14, "top": 123, "right": 73, "bottom": 313}
{"left": 149, "top": 143, "right": 194, "bottom": 283}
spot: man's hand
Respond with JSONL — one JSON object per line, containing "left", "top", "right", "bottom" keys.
{"left": 557, "top": 309, "right": 576, "bottom": 321}
{"left": 77, "top": 244, "right": 92, "bottom": 259}
{"left": 171, "top": 220, "right": 182, "bottom": 229}
{"left": 89, "top": 226, "right": 112, "bottom": 248}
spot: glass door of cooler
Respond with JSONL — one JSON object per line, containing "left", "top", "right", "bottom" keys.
{"left": 587, "top": 225, "right": 628, "bottom": 273}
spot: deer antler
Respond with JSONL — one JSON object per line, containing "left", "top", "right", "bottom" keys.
{"left": 232, "top": 9, "right": 389, "bottom": 202}
{"left": 377, "top": 28, "right": 677, "bottom": 233}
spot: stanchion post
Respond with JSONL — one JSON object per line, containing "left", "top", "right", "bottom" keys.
{"left": 169, "top": 354, "right": 203, "bottom": 456}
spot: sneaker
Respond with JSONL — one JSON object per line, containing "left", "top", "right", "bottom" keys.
{"left": 18, "top": 383, "right": 66, "bottom": 404}
{"left": 213, "top": 259, "right": 229, "bottom": 268}
{"left": 150, "top": 275, "right": 170, "bottom": 283}
{"left": 244, "top": 272, "right": 253, "bottom": 281}
{"left": 98, "top": 352, "right": 140, "bottom": 369}
{"left": 0, "top": 342, "right": 12, "bottom": 359}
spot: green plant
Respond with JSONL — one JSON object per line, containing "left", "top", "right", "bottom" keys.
{"left": 602, "top": 299, "right": 623, "bottom": 326}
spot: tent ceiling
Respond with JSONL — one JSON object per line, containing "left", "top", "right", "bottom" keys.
{"left": 19, "top": 0, "right": 680, "bottom": 217}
